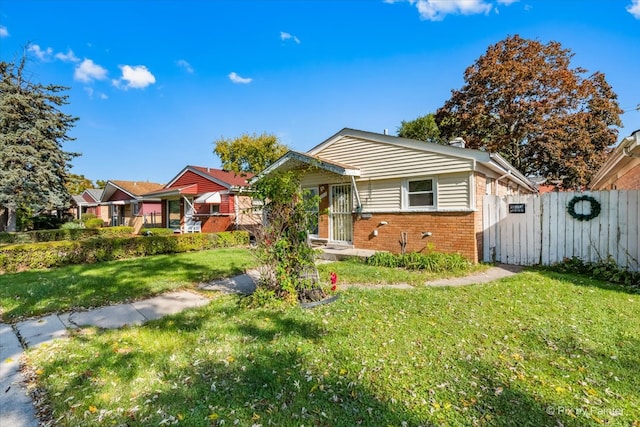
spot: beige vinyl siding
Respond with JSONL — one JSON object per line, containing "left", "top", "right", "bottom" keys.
{"left": 317, "top": 136, "right": 474, "bottom": 179}
{"left": 357, "top": 178, "right": 402, "bottom": 211}
{"left": 437, "top": 173, "right": 471, "bottom": 210}
{"left": 299, "top": 169, "right": 351, "bottom": 187}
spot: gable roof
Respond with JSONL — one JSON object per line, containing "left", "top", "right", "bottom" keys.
{"left": 102, "top": 180, "right": 164, "bottom": 201}
{"left": 252, "top": 151, "right": 360, "bottom": 183}
{"left": 83, "top": 188, "right": 103, "bottom": 202}
{"left": 258, "top": 128, "right": 536, "bottom": 192}
{"left": 165, "top": 166, "right": 253, "bottom": 189}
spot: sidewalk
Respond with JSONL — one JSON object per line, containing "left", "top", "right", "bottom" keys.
{"left": 1, "top": 290, "right": 211, "bottom": 427}
{"left": 0, "top": 264, "right": 522, "bottom": 427}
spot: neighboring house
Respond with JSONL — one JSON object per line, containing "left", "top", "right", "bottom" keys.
{"left": 70, "top": 188, "right": 104, "bottom": 220}
{"left": 100, "top": 180, "right": 164, "bottom": 226}
{"left": 590, "top": 130, "right": 640, "bottom": 190}
{"left": 142, "top": 166, "right": 259, "bottom": 234}
{"left": 255, "top": 128, "right": 537, "bottom": 263}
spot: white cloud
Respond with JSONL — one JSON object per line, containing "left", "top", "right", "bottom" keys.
{"left": 99, "top": 93, "right": 108, "bottom": 100}
{"left": 228, "top": 72, "right": 253, "bottom": 84}
{"left": 0, "top": 26, "right": 8, "bottom": 38}
{"left": 74, "top": 59, "right": 108, "bottom": 83}
{"left": 177, "top": 59, "right": 194, "bottom": 73}
{"left": 113, "top": 65, "right": 156, "bottom": 89}
{"left": 280, "top": 31, "right": 300, "bottom": 44}
{"left": 628, "top": 0, "right": 640, "bottom": 18}
{"left": 55, "top": 49, "right": 80, "bottom": 63}
{"left": 387, "top": 0, "right": 496, "bottom": 21}
{"left": 28, "top": 44, "right": 53, "bottom": 61}
{"left": 497, "top": 0, "right": 518, "bottom": 4}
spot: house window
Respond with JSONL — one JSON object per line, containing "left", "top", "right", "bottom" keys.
{"left": 210, "top": 204, "right": 220, "bottom": 215}
{"left": 405, "top": 178, "right": 436, "bottom": 209}
{"left": 132, "top": 202, "right": 140, "bottom": 216}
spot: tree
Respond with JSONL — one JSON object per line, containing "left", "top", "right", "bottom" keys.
{"left": 213, "top": 132, "right": 288, "bottom": 174}
{"left": 95, "top": 179, "right": 108, "bottom": 189}
{"left": 250, "top": 169, "right": 323, "bottom": 305}
{"left": 434, "top": 35, "right": 623, "bottom": 187}
{"left": 0, "top": 53, "right": 79, "bottom": 231}
{"left": 65, "top": 173, "right": 95, "bottom": 195}
{"left": 397, "top": 113, "right": 443, "bottom": 144}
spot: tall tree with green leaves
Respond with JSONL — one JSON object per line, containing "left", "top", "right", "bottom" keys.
{"left": 397, "top": 113, "right": 442, "bottom": 144}
{"left": 65, "top": 173, "right": 95, "bottom": 195}
{"left": 435, "top": 35, "right": 623, "bottom": 187}
{"left": 213, "top": 132, "right": 288, "bottom": 174}
{"left": 0, "top": 54, "right": 79, "bottom": 231}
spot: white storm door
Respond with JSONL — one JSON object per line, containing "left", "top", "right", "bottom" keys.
{"left": 329, "top": 184, "right": 353, "bottom": 244}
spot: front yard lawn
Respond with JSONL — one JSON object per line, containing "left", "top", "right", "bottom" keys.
{"left": 26, "top": 270, "right": 640, "bottom": 426}
{"left": 0, "top": 248, "right": 257, "bottom": 321}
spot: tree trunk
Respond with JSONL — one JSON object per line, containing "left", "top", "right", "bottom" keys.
{"left": 6, "top": 206, "right": 17, "bottom": 232}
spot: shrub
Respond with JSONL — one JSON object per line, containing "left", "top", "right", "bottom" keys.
{"left": 366, "top": 251, "right": 471, "bottom": 273}
{"left": 95, "top": 226, "right": 133, "bottom": 237}
{"left": 81, "top": 213, "right": 97, "bottom": 222}
{"left": 60, "top": 221, "right": 84, "bottom": 229}
{"left": 84, "top": 218, "right": 104, "bottom": 229}
{"left": 551, "top": 256, "right": 640, "bottom": 291}
{"left": 139, "top": 228, "right": 176, "bottom": 236}
{"left": 30, "top": 214, "right": 66, "bottom": 230}
{"left": 0, "top": 231, "right": 250, "bottom": 273}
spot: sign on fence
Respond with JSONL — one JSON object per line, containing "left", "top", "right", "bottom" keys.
{"left": 483, "top": 190, "right": 640, "bottom": 271}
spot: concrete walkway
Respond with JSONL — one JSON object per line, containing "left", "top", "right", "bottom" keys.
{"left": 1, "top": 290, "right": 210, "bottom": 427}
{"left": 1, "top": 263, "right": 522, "bottom": 427}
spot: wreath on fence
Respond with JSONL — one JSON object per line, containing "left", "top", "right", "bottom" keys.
{"left": 567, "top": 195, "right": 601, "bottom": 221}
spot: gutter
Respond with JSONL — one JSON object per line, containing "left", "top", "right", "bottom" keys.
{"left": 622, "top": 130, "right": 640, "bottom": 159}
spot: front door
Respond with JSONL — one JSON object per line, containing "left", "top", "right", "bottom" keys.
{"left": 329, "top": 184, "right": 353, "bottom": 244}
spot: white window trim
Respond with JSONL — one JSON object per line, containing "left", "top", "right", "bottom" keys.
{"left": 402, "top": 176, "right": 437, "bottom": 211}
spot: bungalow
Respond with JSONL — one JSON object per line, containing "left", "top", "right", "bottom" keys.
{"left": 590, "top": 129, "right": 640, "bottom": 190}
{"left": 142, "top": 166, "right": 260, "bottom": 234}
{"left": 100, "top": 180, "right": 164, "bottom": 227}
{"left": 255, "top": 128, "right": 537, "bottom": 263}
{"left": 70, "top": 188, "right": 103, "bottom": 220}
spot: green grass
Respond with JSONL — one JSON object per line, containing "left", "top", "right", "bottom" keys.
{"left": 317, "top": 258, "right": 491, "bottom": 286}
{"left": 0, "top": 248, "right": 257, "bottom": 321}
{"left": 0, "top": 250, "right": 486, "bottom": 322}
{"left": 26, "top": 270, "right": 640, "bottom": 426}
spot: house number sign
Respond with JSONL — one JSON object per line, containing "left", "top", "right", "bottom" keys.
{"left": 508, "top": 203, "right": 526, "bottom": 214}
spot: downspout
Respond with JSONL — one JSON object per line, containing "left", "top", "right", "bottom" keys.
{"left": 350, "top": 175, "right": 362, "bottom": 212}
{"left": 623, "top": 130, "right": 640, "bottom": 158}
{"left": 623, "top": 145, "right": 640, "bottom": 159}
{"left": 494, "top": 171, "right": 511, "bottom": 195}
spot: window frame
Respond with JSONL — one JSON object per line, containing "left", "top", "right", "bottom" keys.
{"left": 402, "top": 177, "right": 437, "bottom": 211}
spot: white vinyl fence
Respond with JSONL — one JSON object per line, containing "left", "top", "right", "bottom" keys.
{"left": 483, "top": 190, "right": 640, "bottom": 271}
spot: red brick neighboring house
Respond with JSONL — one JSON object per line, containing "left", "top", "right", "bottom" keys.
{"left": 143, "top": 166, "right": 259, "bottom": 234}
{"left": 590, "top": 130, "right": 640, "bottom": 190}
{"left": 255, "top": 128, "right": 537, "bottom": 263}
{"left": 100, "top": 180, "right": 164, "bottom": 226}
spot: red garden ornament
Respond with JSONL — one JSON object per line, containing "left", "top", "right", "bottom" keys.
{"left": 330, "top": 272, "right": 338, "bottom": 291}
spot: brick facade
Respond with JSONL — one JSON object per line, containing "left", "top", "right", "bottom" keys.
{"left": 614, "top": 163, "right": 640, "bottom": 190}
{"left": 351, "top": 211, "right": 480, "bottom": 262}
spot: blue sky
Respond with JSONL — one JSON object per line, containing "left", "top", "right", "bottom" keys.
{"left": 1, "top": 0, "right": 639, "bottom": 185}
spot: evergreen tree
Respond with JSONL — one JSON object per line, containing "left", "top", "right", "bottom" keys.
{"left": 0, "top": 54, "right": 79, "bottom": 231}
